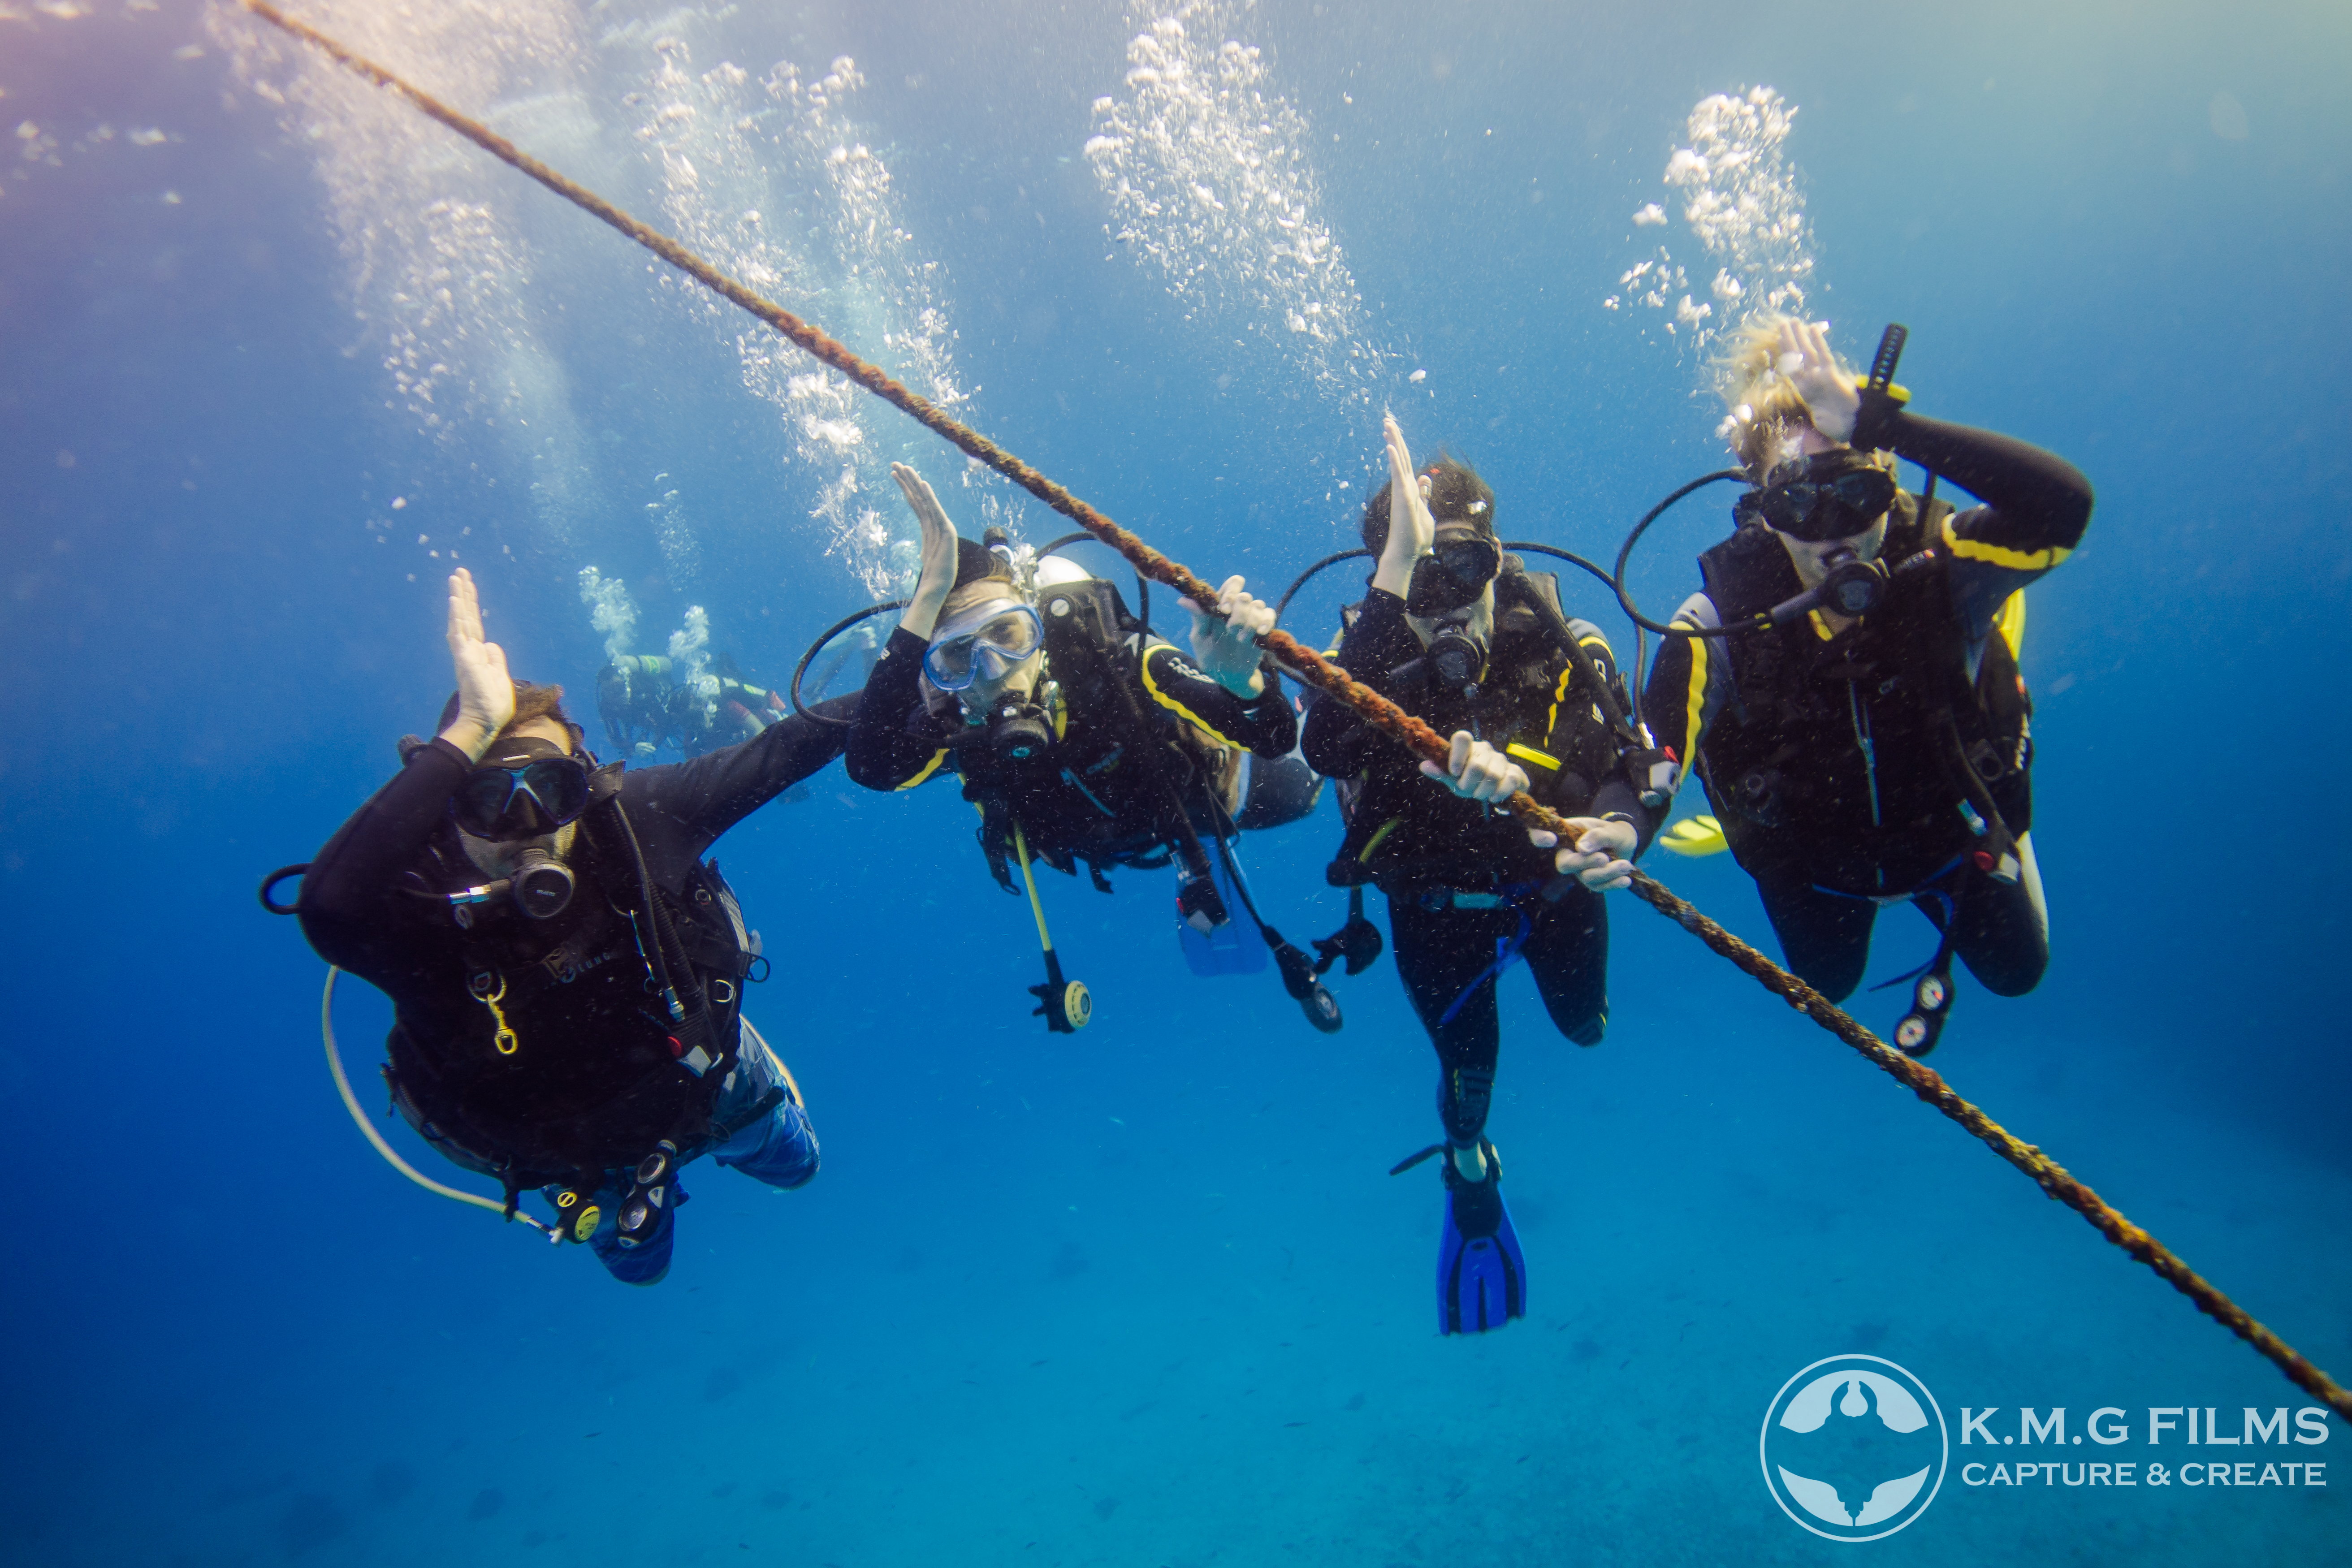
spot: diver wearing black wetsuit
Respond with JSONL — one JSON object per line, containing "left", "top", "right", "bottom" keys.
{"left": 1303, "top": 419, "right": 1663, "bottom": 1336}
{"left": 846, "top": 465, "right": 1312, "bottom": 1026}
{"left": 1643, "top": 319, "right": 2093, "bottom": 1050}
{"left": 299, "top": 570, "right": 853, "bottom": 1284}
{"left": 847, "top": 593, "right": 1296, "bottom": 875}
{"left": 1302, "top": 479, "right": 1660, "bottom": 1145}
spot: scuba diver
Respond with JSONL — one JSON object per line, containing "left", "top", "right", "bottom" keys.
{"left": 598, "top": 648, "right": 808, "bottom": 763}
{"left": 292, "top": 569, "right": 854, "bottom": 1285}
{"left": 843, "top": 462, "right": 1333, "bottom": 1031}
{"left": 1631, "top": 317, "right": 2093, "bottom": 1056}
{"left": 1301, "top": 414, "right": 1667, "bottom": 1336}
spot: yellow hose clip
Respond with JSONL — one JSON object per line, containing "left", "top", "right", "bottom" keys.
{"left": 469, "top": 972, "right": 519, "bottom": 1056}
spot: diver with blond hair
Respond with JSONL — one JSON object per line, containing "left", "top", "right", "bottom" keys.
{"left": 1621, "top": 318, "right": 2092, "bottom": 1055}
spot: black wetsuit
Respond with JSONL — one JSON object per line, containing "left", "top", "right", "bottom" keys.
{"left": 846, "top": 617, "right": 1297, "bottom": 882}
{"left": 1643, "top": 413, "right": 2093, "bottom": 1001}
{"left": 1301, "top": 581, "right": 1660, "bottom": 1148}
{"left": 298, "top": 703, "right": 852, "bottom": 1186}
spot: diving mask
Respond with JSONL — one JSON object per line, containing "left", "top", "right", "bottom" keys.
{"left": 1738, "top": 452, "right": 1898, "bottom": 543}
{"left": 1404, "top": 530, "right": 1502, "bottom": 617}
{"left": 453, "top": 741, "right": 591, "bottom": 839}
{"left": 923, "top": 600, "right": 1045, "bottom": 692}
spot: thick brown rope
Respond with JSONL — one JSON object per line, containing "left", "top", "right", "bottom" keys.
{"left": 1628, "top": 878, "right": 2352, "bottom": 1416}
{"left": 244, "top": 0, "right": 2350, "bottom": 1420}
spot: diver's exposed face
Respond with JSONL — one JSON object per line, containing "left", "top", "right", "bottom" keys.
{"left": 1768, "top": 429, "right": 1890, "bottom": 590}
{"left": 1405, "top": 581, "right": 1495, "bottom": 650}
{"left": 460, "top": 820, "right": 579, "bottom": 878}
{"left": 507, "top": 717, "right": 576, "bottom": 752}
{"left": 957, "top": 650, "right": 1044, "bottom": 718}
{"left": 924, "top": 590, "right": 1046, "bottom": 718}
{"left": 457, "top": 716, "right": 581, "bottom": 874}
{"left": 1774, "top": 517, "right": 1889, "bottom": 589}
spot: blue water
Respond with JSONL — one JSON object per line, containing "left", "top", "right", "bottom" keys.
{"left": 4, "top": 1, "right": 2348, "bottom": 1563}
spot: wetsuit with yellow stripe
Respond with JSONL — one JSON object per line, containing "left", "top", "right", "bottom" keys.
{"left": 844, "top": 615, "right": 1297, "bottom": 878}
{"left": 1642, "top": 412, "right": 2093, "bottom": 1002}
{"left": 1301, "top": 579, "right": 1659, "bottom": 1148}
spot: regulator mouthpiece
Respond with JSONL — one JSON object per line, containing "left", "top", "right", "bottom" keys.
{"left": 510, "top": 846, "right": 576, "bottom": 920}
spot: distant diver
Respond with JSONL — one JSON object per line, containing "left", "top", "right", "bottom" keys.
{"left": 1303, "top": 415, "right": 1668, "bottom": 1335}
{"left": 1630, "top": 317, "right": 2093, "bottom": 1056}
{"left": 840, "top": 462, "right": 1333, "bottom": 1031}
{"left": 292, "top": 569, "right": 855, "bottom": 1284}
{"left": 598, "top": 644, "right": 826, "bottom": 765}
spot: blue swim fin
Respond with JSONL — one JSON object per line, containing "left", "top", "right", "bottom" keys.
{"left": 1437, "top": 1140, "right": 1525, "bottom": 1335}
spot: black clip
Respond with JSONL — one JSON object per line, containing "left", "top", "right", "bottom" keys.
{"left": 1312, "top": 887, "right": 1384, "bottom": 976}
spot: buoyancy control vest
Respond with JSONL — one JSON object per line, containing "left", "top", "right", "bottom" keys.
{"left": 951, "top": 577, "right": 1250, "bottom": 893}
{"left": 1329, "top": 568, "right": 1639, "bottom": 894}
{"left": 1691, "top": 491, "right": 2033, "bottom": 896}
{"left": 385, "top": 783, "right": 765, "bottom": 1192}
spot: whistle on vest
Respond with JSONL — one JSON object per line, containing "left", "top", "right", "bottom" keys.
{"left": 1956, "top": 799, "right": 2023, "bottom": 886}
{"left": 1176, "top": 871, "right": 1230, "bottom": 935}
{"left": 1627, "top": 746, "right": 1680, "bottom": 811}
{"left": 665, "top": 1011, "right": 720, "bottom": 1077}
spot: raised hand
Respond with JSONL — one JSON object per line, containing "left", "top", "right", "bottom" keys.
{"left": 1179, "top": 574, "right": 1275, "bottom": 697}
{"left": 441, "top": 567, "right": 514, "bottom": 762}
{"left": 891, "top": 462, "right": 962, "bottom": 640}
{"left": 1371, "top": 410, "right": 1437, "bottom": 598}
{"left": 1778, "top": 318, "right": 1860, "bottom": 444}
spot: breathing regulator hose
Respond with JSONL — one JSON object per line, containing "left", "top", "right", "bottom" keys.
{"left": 1610, "top": 470, "right": 1757, "bottom": 636}
{"left": 241, "top": 0, "right": 2352, "bottom": 1419}
{"left": 321, "top": 968, "right": 559, "bottom": 1240}
{"left": 1012, "top": 824, "right": 1091, "bottom": 1033}
{"left": 789, "top": 600, "right": 906, "bottom": 725}
{"left": 265, "top": 869, "right": 554, "bottom": 1234}
{"left": 1612, "top": 324, "right": 1921, "bottom": 640}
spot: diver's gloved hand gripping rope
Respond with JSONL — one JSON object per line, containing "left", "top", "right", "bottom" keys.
{"left": 241, "top": 0, "right": 2349, "bottom": 1417}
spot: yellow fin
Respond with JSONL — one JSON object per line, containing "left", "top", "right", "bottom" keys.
{"left": 1660, "top": 815, "right": 1729, "bottom": 857}
{"left": 1995, "top": 590, "right": 2026, "bottom": 661}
